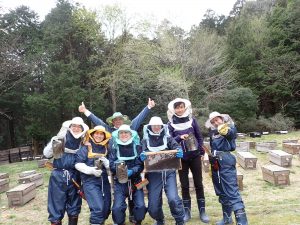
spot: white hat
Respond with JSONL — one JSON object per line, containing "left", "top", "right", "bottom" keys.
{"left": 149, "top": 116, "right": 164, "bottom": 126}
{"left": 167, "top": 98, "right": 192, "bottom": 121}
{"left": 205, "top": 111, "right": 224, "bottom": 128}
{"left": 63, "top": 117, "right": 89, "bottom": 132}
{"left": 118, "top": 124, "right": 132, "bottom": 133}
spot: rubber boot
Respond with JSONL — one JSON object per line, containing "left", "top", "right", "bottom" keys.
{"left": 234, "top": 208, "right": 248, "bottom": 225}
{"left": 197, "top": 199, "right": 210, "bottom": 223}
{"left": 51, "top": 221, "right": 62, "bottom": 225}
{"left": 216, "top": 204, "right": 233, "bottom": 225}
{"left": 175, "top": 222, "right": 185, "bottom": 225}
{"left": 128, "top": 199, "right": 136, "bottom": 223}
{"left": 183, "top": 199, "right": 191, "bottom": 222}
{"left": 68, "top": 216, "right": 78, "bottom": 225}
{"left": 134, "top": 221, "right": 142, "bottom": 225}
{"left": 153, "top": 219, "right": 165, "bottom": 225}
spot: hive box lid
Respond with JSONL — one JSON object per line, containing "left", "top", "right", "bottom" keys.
{"left": 7, "top": 183, "right": 36, "bottom": 195}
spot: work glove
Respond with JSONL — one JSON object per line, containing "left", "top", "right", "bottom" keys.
{"left": 140, "top": 151, "right": 147, "bottom": 162}
{"left": 176, "top": 148, "right": 183, "bottom": 158}
{"left": 218, "top": 123, "right": 229, "bottom": 135}
{"left": 127, "top": 169, "right": 133, "bottom": 177}
{"left": 75, "top": 163, "right": 102, "bottom": 177}
{"left": 99, "top": 156, "right": 110, "bottom": 169}
{"left": 91, "top": 167, "right": 102, "bottom": 177}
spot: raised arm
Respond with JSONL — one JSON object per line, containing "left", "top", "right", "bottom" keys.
{"left": 79, "top": 102, "right": 112, "bottom": 132}
{"left": 130, "top": 98, "right": 155, "bottom": 131}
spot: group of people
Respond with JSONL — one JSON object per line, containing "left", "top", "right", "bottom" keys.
{"left": 43, "top": 97, "right": 248, "bottom": 225}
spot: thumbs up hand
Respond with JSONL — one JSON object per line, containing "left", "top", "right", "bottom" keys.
{"left": 78, "top": 102, "right": 87, "bottom": 113}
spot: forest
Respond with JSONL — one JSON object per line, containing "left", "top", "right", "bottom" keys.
{"left": 0, "top": 0, "right": 299, "bottom": 150}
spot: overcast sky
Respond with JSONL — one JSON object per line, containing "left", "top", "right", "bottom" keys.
{"left": 1, "top": 0, "right": 238, "bottom": 31}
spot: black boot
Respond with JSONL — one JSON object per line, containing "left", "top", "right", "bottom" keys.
{"left": 68, "top": 216, "right": 78, "bottom": 225}
{"left": 197, "top": 199, "right": 210, "bottom": 223}
{"left": 183, "top": 199, "right": 191, "bottom": 222}
{"left": 51, "top": 221, "right": 62, "bottom": 225}
{"left": 234, "top": 208, "right": 248, "bottom": 225}
{"left": 216, "top": 204, "right": 233, "bottom": 225}
{"left": 134, "top": 221, "right": 142, "bottom": 225}
{"left": 153, "top": 219, "right": 165, "bottom": 225}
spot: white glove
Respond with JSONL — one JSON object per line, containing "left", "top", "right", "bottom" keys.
{"left": 99, "top": 157, "right": 110, "bottom": 169}
{"left": 75, "top": 163, "right": 102, "bottom": 177}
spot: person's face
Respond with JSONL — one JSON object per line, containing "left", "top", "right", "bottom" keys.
{"left": 119, "top": 131, "right": 132, "bottom": 142}
{"left": 174, "top": 103, "right": 186, "bottom": 116}
{"left": 112, "top": 117, "right": 124, "bottom": 128}
{"left": 151, "top": 125, "right": 162, "bottom": 134}
{"left": 70, "top": 124, "right": 83, "bottom": 135}
{"left": 210, "top": 116, "right": 224, "bottom": 128}
{"left": 92, "top": 131, "right": 105, "bottom": 142}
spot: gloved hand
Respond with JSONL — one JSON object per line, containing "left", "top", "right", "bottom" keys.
{"left": 218, "top": 123, "right": 229, "bottom": 135}
{"left": 99, "top": 156, "right": 110, "bottom": 169}
{"left": 140, "top": 151, "right": 147, "bottom": 162}
{"left": 75, "top": 163, "right": 102, "bottom": 177}
{"left": 176, "top": 148, "right": 183, "bottom": 158}
{"left": 91, "top": 167, "right": 102, "bottom": 177}
{"left": 127, "top": 169, "right": 133, "bottom": 177}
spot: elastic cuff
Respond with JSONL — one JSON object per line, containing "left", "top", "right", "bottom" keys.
{"left": 84, "top": 110, "right": 91, "bottom": 117}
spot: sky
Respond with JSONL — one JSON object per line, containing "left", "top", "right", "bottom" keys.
{"left": 1, "top": 0, "right": 238, "bottom": 31}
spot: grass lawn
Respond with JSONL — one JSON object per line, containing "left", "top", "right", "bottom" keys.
{"left": 0, "top": 131, "right": 300, "bottom": 225}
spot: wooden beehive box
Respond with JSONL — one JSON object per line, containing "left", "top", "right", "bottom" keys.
{"left": 6, "top": 183, "right": 36, "bottom": 207}
{"left": 0, "top": 178, "right": 9, "bottom": 193}
{"left": 9, "top": 147, "right": 21, "bottom": 163}
{"left": 0, "top": 150, "right": 10, "bottom": 165}
{"left": 203, "top": 141, "right": 211, "bottom": 151}
{"left": 20, "top": 146, "right": 32, "bottom": 161}
{"left": 236, "top": 152, "right": 258, "bottom": 169}
{"left": 256, "top": 141, "right": 277, "bottom": 153}
{"left": 282, "top": 143, "right": 300, "bottom": 155}
{"left": 236, "top": 170, "right": 243, "bottom": 191}
{"left": 37, "top": 159, "right": 48, "bottom": 168}
{"left": 269, "top": 150, "right": 292, "bottom": 167}
{"left": 19, "top": 170, "right": 37, "bottom": 178}
{"left": 0, "top": 172, "right": 9, "bottom": 179}
{"left": 236, "top": 142, "right": 250, "bottom": 152}
{"left": 18, "top": 173, "right": 43, "bottom": 187}
{"left": 261, "top": 165, "right": 290, "bottom": 186}
{"left": 282, "top": 139, "right": 298, "bottom": 144}
{"left": 202, "top": 153, "right": 210, "bottom": 173}
{"left": 247, "top": 141, "right": 256, "bottom": 149}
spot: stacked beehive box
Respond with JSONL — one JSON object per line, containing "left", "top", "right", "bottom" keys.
{"left": 0, "top": 173, "right": 9, "bottom": 193}
{"left": 268, "top": 150, "right": 292, "bottom": 167}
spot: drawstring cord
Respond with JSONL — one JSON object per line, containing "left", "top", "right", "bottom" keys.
{"left": 101, "top": 176, "right": 105, "bottom": 197}
{"left": 128, "top": 180, "right": 133, "bottom": 200}
{"left": 62, "top": 169, "right": 70, "bottom": 185}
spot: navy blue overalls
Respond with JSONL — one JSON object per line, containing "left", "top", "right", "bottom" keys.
{"left": 76, "top": 141, "right": 111, "bottom": 224}
{"left": 142, "top": 125, "right": 185, "bottom": 225}
{"left": 47, "top": 131, "right": 82, "bottom": 223}
{"left": 109, "top": 130, "right": 146, "bottom": 225}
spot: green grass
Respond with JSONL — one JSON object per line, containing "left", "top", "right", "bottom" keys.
{"left": 0, "top": 131, "right": 300, "bottom": 224}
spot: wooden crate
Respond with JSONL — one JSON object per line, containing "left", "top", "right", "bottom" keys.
{"left": 282, "top": 143, "right": 300, "bottom": 155}
{"left": 0, "top": 173, "right": 9, "bottom": 179}
{"left": 261, "top": 165, "right": 290, "bottom": 186}
{"left": 256, "top": 141, "right": 277, "bottom": 153}
{"left": 203, "top": 142, "right": 211, "bottom": 151}
{"left": 6, "top": 183, "right": 36, "bottom": 207}
{"left": 269, "top": 150, "right": 292, "bottom": 167}
{"left": 37, "top": 159, "right": 48, "bottom": 168}
{"left": 0, "top": 178, "right": 9, "bottom": 193}
{"left": 247, "top": 141, "right": 256, "bottom": 149}
{"left": 236, "top": 142, "right": 250, "bottom": 152}
{"left": 0, "top": 150, "right": 10, "bottom": 165}
{"left": 282, "top": 139, "right": 299, "bottom": 144}
{"left": 236, "top": 170, "right": 243, "bottom": 191}
{"left": 19, "top": 170, "right": 37, "bottom": 178}
{"left": 20, "top": 146, "right": 32, "bottom": 161}
{"left": 202, "top": 153, "right": 210, "bottom": 173}
{"left": 9, "top": 147, "right": 21, "bottom": 163}
{"left": 236, "top": 152, "right": 258, "bottom": 169}
{"left": 18, "top": 173, "right": 43, "bottom": 187}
